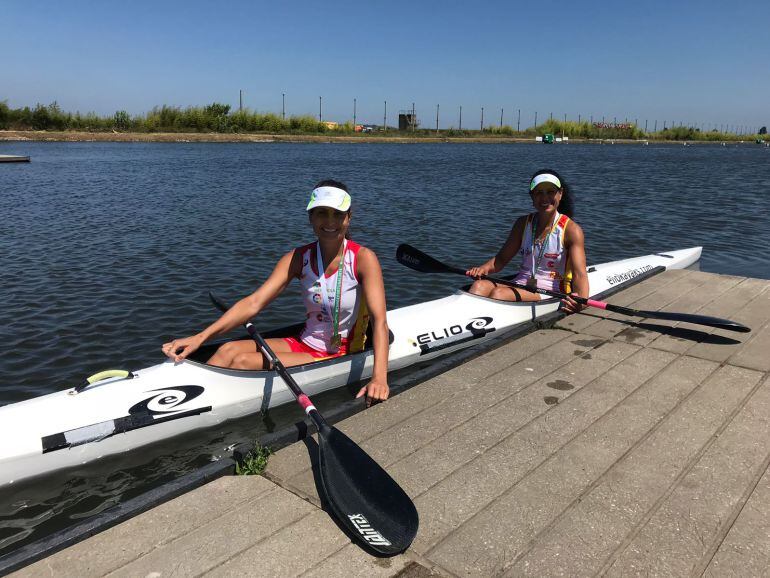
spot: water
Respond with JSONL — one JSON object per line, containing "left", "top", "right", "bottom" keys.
{"left": 1, "top": 140, "right": 768, "bottom": 554}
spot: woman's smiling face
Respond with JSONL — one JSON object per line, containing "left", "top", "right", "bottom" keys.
{"left": 530, "top": 185, "right": 562, "bottom": 215}
{"left": 309, "top": 207, "right": 351, "bottom": 242}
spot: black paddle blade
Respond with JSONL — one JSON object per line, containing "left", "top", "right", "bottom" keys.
{"left": 396, "top": 244, "right": 463, "bottom": 275}
{"left": 318, "top": 425, "right": 418, "bottom": 555}
{"left": 608, "top": 304, "right": 751, "bottom": 333}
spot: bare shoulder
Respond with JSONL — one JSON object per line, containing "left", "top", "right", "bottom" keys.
{"left": 356, "top": 245, "right": 382, "bottom": 271}
{"left": 513, "top": 214, "right": 529, "bottom": 228}
{"left": 508, "top": 214, "right": 529, "bottom": 237}
{"left": 283, "top": 247, "right": 304, "bottom": 277}
{"left": 565, "top": 218, "right": 585, "bottom": 244}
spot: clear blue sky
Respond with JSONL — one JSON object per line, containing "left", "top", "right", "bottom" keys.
{"left": 2, "top": 0, "right": 767, "bottom": 130}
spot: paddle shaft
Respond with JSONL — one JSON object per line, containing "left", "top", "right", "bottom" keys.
{"left": 438, "top": 261, "right": 588, "bottom": 305}
{"left": 208, "top": 294, "right": 325, "bottom": 429}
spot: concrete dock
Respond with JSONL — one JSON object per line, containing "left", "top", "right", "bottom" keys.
{"left": 9, "top": 268, "right": 770, "bottom": 577}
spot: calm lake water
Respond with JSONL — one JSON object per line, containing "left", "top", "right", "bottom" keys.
{"left": 1, "top": 140, "right": 769, "bottom": 554}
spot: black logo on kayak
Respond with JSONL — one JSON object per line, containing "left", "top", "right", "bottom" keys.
{"left": 606, "top": 265, "right": 653, "bottom": 286}
{"left": 129, "top": 386, "right": 205, "bottom": 417}
{"left": 466, "top": 317, "right": 493, "bottom": 332}
{"left": 416, "top": 317, "right": 495, "bottom": 345}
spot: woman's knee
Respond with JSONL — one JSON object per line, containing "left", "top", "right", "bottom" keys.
{"left": 490, "top": 285, "right": 520, "bottom": 301}
{"left": 211, "top": 341, "right": 238, "bottom": 361}
{"left": 469, "top": 279, "right": 495, "bottom": 296}
{"left": 230, "top": 352, "right": 266, "bottom": 370}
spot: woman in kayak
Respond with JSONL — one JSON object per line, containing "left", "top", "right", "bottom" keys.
{"left": 466, "top": 169, "right": 588, "bottom": 313}
{"left": 162, "top": 180, "right": 390, "bottom": 405}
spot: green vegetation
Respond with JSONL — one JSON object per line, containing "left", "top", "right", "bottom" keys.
{"left": 0, "top": 100, "right": 762, "bottom": 142}
{"left": 0, "top": 100, "right": 331, "bottom": 134}
{"left": 234, "top": 443, "right": 272, "bottom": 476}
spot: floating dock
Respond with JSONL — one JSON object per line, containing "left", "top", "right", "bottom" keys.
{"left": 0, "top": 155, "right": 30, "bottom": 163}
{"left": 6, "top": 268, "right": 770, "bottom": 576}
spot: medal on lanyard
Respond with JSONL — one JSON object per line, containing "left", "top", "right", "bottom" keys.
{"left": 316, "top": 240, "right": 346, "bottom": 350}
{"left": 527, "top": 214, "right": 555, "bottom": 291}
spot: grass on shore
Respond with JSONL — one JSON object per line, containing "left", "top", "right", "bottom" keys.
{"left": 1, "top": 100, "right": 765, "bottom": 142}
{"left": 234, "top": 443, "right": 272, "bottom": 476}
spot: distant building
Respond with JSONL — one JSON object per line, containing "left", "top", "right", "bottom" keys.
{"left": 398, "top": 112, "right": 417, "bottom": 131}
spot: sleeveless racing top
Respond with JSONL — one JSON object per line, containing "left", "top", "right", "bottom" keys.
{"left": 513, "top": 212, "right": 573, "bottom": 292}
{"left": 296, "top": 240, "right": 370, "bottom": 354}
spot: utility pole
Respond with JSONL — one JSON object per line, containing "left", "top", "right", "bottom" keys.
{"left": 550, "top": 112, "right": 553, "bottom": 121}
{"left": 500, "top": 107, "right": 504, "bottom": 128}
{"left": 412, "top": 102, "right": 415, "bottom": 132}
{"left": 578, "top": 114, "right": 581, "bottom": 124}
{"left": 517, "top": 108, "right": 521, "bottom": 132}
{"left": 459, "top": 106, "right": 462, "bottom": 130}
{"left": 319, "top": 96, "right": 322, "bottom": 122}
{"left": 282, "top": 93, "right": 285, "bottom": 120}
{"left": 436, "top": 104, "right": 440, "bottom": 134}
{"left": 480, "top": 107, "right": 484, "bottom": 131}
{"left": 383, "top": 101, "right": 387, "bottom": 131}
{"left": 654, "top": 120, "right": 657, "bottom": 131}
{"left": 534, "top": 111, "right": 538, "bottom": 128}
{"left": 353, "top": 98, "right": 356, "bottom": 129}
{"left": 645, "top": 119, "right": 648, "bottom": 132}
{"left": 239, "top": 89, "right": 243, "bottom": 112}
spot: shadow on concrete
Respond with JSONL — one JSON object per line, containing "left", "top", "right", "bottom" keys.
{"left": 577, "top": 312, "right": 743, "bottom": 344}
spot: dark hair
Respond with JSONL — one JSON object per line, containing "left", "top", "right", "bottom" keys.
{"left": 529, "top": 168, "right": 574, "bottom": 218}
{"left": 313, "top": 179, "right": 349, "bottom": 193}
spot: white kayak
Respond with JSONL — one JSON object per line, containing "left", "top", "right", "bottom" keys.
{"left": 0, "top": 247, "right": 701, "bottom": 486}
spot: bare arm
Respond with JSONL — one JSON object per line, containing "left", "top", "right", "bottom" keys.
{"left": 561, "top": 222, "right": 589, "bottom": 313}
{"left": 354, "top": 247, "right": 390, "bottom": 405}
{"left": 163, "top": 250, "right": 302, "bottom": 361}
{"left": 467, "top": 216, "right": 526, "bottom": 277}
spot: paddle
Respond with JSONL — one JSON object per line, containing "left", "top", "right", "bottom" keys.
{"left": 208, "top": 292, "right": 419, "bottom": 555}
{"left": 396, "top": 244, "right": 751, "bottom": 333}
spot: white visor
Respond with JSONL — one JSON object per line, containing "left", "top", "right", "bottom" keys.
{"left": 306, "top": 186, "right": 352, "bottom": 212}
{"left": 530, "top": 174, "right": 562, "bottom": 191}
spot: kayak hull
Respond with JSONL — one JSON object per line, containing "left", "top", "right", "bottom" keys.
{"left": 0, "top": 247, "right": 702, "bottom": 486}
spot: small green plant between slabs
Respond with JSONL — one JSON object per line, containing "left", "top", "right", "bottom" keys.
{"left": 235, "top": 444, "right": 272, "bottom": 476}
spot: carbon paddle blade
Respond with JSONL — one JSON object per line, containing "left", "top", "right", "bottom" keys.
{"left": 318, "top": 425, "right": 419, "bottom": 555}
{"left": 607, "top": 304, "right": 751, "bottom": 333}
{"left": 396, "top": 244, "right": 464, "bottom": 275}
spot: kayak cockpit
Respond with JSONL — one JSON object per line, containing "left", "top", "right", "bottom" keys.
{"left": 183, "top": 321, "right": 377, "bottom": 368}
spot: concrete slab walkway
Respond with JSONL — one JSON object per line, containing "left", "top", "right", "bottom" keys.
{"left": 10, "top": 269, "right": 770, "bottom": 577}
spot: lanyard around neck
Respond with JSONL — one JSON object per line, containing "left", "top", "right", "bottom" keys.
{"left": 530, "top": 212, "right": 559, "bottom": 280}
{"left": 316, "top": 240, "right": 346, "bottom": 348}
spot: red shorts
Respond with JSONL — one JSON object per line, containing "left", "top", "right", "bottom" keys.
{"left": 281, "top": 336, "right": 347, "bottom": 360}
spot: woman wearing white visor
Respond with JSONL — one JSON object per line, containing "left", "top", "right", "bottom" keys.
{"left": 162, "top": 179, "right": 390, "bottom": 405}
{"left": 466, "top": 169, "right": 588, "bottom": 313}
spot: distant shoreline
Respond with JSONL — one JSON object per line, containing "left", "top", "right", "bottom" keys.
{"left": 0, "top": 129, "right": 756, "bottom": 145}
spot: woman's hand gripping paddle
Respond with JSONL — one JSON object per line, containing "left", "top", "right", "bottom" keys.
{"left": 209, "top": 292, "right": 419, "bottom": 555}
{"left": 395, "top": 244, "right": 750, "bottom": 333}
